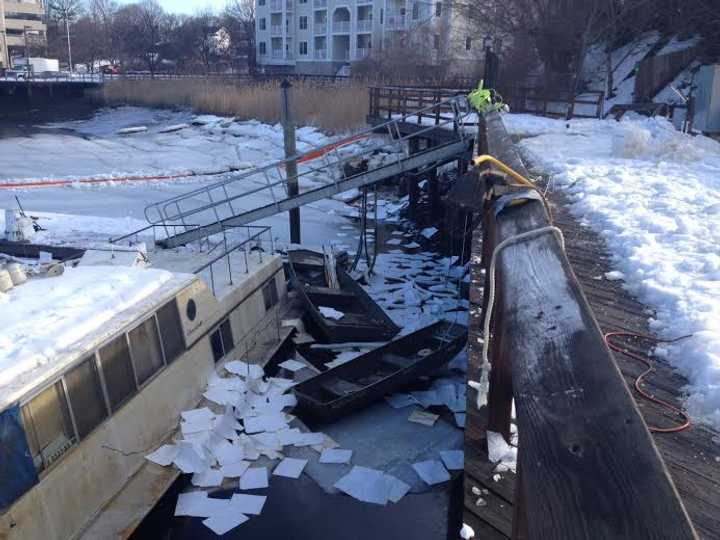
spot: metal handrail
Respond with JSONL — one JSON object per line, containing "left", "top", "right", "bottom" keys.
{"left": 194, "top": 226, "right": 273, "bottom": 295}
{"left": 143, "top": 95, "right": 471, "bottom": 235}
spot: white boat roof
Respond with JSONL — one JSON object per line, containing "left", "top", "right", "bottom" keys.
{"left": 0, "top": 265, "right": 196, "bottom": 411}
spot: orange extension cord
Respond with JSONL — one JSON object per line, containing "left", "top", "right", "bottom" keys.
{"left": 604, "top": 331, "right": 693, "bottom": 433}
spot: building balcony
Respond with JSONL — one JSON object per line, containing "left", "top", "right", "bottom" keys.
{"left": 333, "top": 50, "right": 350, "bottom": 61}
{"left": 314, "top": 22, "right": 327, "bottom": 34}
{"left": 385, "top": 14, "right": 406, "bottom": 30}
{"left": 314, "top": 48, "right": 327, "bottom": 60}
{"left": 313, "top": 0, "right": 327, "bottom": 8}
{"left": 270, "top": 25, "right": 283, "bottom": 35}
{"left": 3, "top": 19, "right": 45, "bottom": 32}
{"left": 5, "top": 2, "right": 45, "bottom": 15}
{"left": 271, "top": 49, "right": 284, "bottom": 59}
{"left": 355, "top": 47, "right": 371, "bottom": 60}
{"left": 332, "top": 21, "right": 350, "bottom": 33}
{"left": 286, "top": 0, "right": 293, "bottom": 10}
{"left": 357, "top": 0, "right": 372, "bottom": 4}
{"left": 356, "top": 19, "right": 372, "bottom": 32}
{"left": 270, "top": 0, "right": 283, "bottom": 11}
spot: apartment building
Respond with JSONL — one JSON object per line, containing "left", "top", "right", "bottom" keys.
{"left": 254, "top": 0, "right": 482, "bottom": 76}
{"left": 0, "top": 0, "right": 46, "bottom": 69}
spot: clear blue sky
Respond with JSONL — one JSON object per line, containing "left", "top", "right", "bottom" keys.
{"left": 119, "top": 0, "right": 229, "bottom": 15}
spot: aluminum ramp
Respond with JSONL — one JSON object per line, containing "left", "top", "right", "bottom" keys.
{"left": 145, "top": 96, "right": 474, "bottom": 249}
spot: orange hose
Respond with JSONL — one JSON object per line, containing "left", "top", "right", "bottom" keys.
{"left": 604, "top": 331, "right": 693, "bottom": 433}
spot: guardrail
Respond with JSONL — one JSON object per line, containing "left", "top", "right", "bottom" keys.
{"left": 109, "top": 223, "right": 273, "bottom": 295}
{"left": 368, "top": 86, "right": 477, "bottom": 126}
{"left": 471, "top": 112, "right": 697, "bottom": 538}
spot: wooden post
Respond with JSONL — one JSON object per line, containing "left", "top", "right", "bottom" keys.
{"left": 281, "top": 79, "right": 300, "bottom": 244}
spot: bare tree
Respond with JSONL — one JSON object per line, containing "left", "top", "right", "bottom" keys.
{"left": 47, "top": 0, "right": 83, "bottom": 71}
{"left": 114, "top": 0, "right": 166, "bottom": 76}
{"left": 223, "top": 0, "right": 256, "bottom": 74}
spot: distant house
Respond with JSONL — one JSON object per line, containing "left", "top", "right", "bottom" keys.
{"left": 254, "top": 0, "right": 483, "bottom": 76}
{"left": 0, "top": 0, "right": 47, "bottom": 69}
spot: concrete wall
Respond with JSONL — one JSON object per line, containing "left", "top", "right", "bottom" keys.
{"left": 0, "top": 259, "right": 286, "bottom": 540}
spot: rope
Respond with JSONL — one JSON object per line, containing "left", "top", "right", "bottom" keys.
{"left": 604, "top": 331, "right": 693, "bottom": 433}
{"left": 475, "top": 226, "right": 565, "bottom": 407}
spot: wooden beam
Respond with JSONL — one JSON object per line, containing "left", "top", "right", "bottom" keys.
{"left": 481, "top": 112, "right": 697, "bottom": 539}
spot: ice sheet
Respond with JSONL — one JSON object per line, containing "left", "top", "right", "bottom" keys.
{"left": 412, "top": 460, "right": 451, "bottom": 485}
{"left": 439, "top": 450, "right": 464, "bottom": 471}
{"left": 319, "top": 449, "right": 353, "bottom": 464}
{"left": 239, "top": 467, "right": 269, "bottom": 490}
{"left": 273, "top": 457, "right": 308, "bottom": 479}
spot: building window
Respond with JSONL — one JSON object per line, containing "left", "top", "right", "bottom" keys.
{"left": 299, "top": 16, "right": 308, "bottom": 29}
{"left": 433, "top": 34, "right": 439, "bottom": 50}
{"left": 465, "top": 36, "right": 472, "bottom": 51}
{"left": 300, "top": 0, "right": 307, "bottom": 3}
{"left": 156, "top": 300, "right": 185, "bottom": 363}
{"left": 262, "top": 279, "right": 279, "bottom": 311}
{"left": 380, "top": 8, "right": 383, "bottom": 23}
{"left": 210, "top": 319, "right": 234, "bottom": 363}
{"left": 129, "top": 318, "right": 165, "bottom": 386}
{"left": 259, "top": 18, "right": 266, "bottom": 30}
{"left": 98, "top": 336, "right": 137, "bottom": 411}
{"left": 259, "top": 42, "right": 267, "bottom": 55}
{"left": 259, "top": 0, "right": 266, "bottom": 5}
{"left": 412, "top": 2, "right": 419, "bottom": 19}
{"left": 64, "top": 358, "right": 108, "bottom": 439}
{"left": 299, "top": 41, "right": 308, "bottom": 55}
{"left": 435, "top": 2, "right": 442, "bottom": 16}
{"left": 21, "top": 382, "right": 76, "bottom": 472}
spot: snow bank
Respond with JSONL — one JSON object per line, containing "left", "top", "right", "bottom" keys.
{"left": 505, "top": 113, "right": 720, "bottom": 427}
{"left": 0, "top": 266, "right": 175, "bottom": 399}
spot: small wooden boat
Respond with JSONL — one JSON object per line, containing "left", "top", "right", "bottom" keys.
{"left": 286, "top": 249, "right": 400, "bottom": 343}
{"left": 293, "top": 320, "right": 467, "bottom": 421}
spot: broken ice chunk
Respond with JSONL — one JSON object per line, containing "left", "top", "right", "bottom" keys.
{"left": 412, "top": 460, "right": 451, "bottom": 485}
{"left": 319, "top": 306, "right": 344, "bottom": 320}
{"left": 230, "top": 493, "right": 267, "bottom": 515}
{"left": 191, "top": 468, "right": 224, "bottom": 488}
{"left": 239, "top": 467, "right": 269, "bottom": 490}
{"left": 202, "top": 513, "right": 249, "bottom": 535}
{"left": 408, "top": 409, "right": 439, "bottom": 426}
{"left": 385, "top": 393, "right": 416, "bottom": 408}
{"left": 319, "top": 448, "right": 353, "bottom": 464}
{"left": 439, "top": 450, "right": 464, "bottom": 471}
{"left": 145, "top": 444, "right": 180, "bottom": 466}
{"left": 278, "top": 359, "right": 307, "bottom": 372}
{"left": 273, "top": 457, "right": 308, "bottom": 479}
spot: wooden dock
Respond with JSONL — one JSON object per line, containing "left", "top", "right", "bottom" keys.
{"left": 462, "top": 112, "right": 714, "bottom": 538}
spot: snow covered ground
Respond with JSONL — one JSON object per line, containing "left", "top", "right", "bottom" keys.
{"left": 0, "top": 106, "right": 361, "bottom": 248}
{"left": 504, "top": 112, "right": 720, "bottom": 428}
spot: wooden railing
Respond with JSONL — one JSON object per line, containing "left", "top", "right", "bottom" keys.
{"left": 472, "top": 111, "right": 697, "bottom": 538}
{"left": 368, "top": 86, "right": 476, "bottom": 126}
{"left": 369, "top": 85, "right": 605, "bottom": 122}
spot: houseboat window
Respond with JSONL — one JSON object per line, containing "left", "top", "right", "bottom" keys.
{"left": 129, "top": 317, "right": 165, "bottom": 385}
{"left": 262, "top": 279, "right": 278, "bottom": 311}
{"left": 157, "top": 300, "right": 185, "bottom": 363}
{"left": 64, "top": 357, "right": 108, "bottom": 439}
{"left": 210, "top": 319, "right": 234, "bottom": 363}
{"left": 98, "top": 336, "right": 137, "bottom": 411}
{"left": 210, "top": 329, "right": 224, "bottom": 363}
{"left": 21, "top": 382, "right": 76, "bottom": 472}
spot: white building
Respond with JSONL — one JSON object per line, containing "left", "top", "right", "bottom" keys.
{"left": 0, "top": 0, "right": 47, "bottom": 70}
{"left": 254, "top": 0, "right": 483, "bottom": 76}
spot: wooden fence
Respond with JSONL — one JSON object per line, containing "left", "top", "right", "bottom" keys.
{"left": 471, "top": 111, "right": 697, "bottom": 538}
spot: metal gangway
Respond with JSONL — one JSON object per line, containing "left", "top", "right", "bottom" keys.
{"left": 144, "top": 95, "right": 474, "bottom": 249}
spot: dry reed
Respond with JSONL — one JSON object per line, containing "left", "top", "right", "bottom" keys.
{"left": 98, "top": 79, "right": 370, "bottom": 133}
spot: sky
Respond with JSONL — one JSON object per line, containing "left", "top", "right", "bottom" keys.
{"left": 119, "top": 0, "right": 229, "bottom": 15}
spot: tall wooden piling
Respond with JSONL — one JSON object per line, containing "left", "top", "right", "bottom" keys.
{"left": 281, "top": 79, "right": 300, "bottom": 244}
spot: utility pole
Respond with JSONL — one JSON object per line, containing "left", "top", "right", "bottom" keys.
{"left": 65, "top": 14, "right": 73, "bottom": 72}
{"left": 281, "top": 79, "right": 300, "bottom": 244}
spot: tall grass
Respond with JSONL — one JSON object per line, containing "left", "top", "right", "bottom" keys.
{"left": 98, "top": 79, "right": 369, "bottom": 133}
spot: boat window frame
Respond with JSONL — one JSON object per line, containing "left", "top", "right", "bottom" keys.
{"left": 63, "top": 355, "right": 110, "bottom": 440}
{"left": 127, "top": 313, "right": 167, "bottom": 388}
{"left": 262, "top": 278, "right": 279, "bottom": 312}
{"left": 97, "top": 332, "right": 140, "bottom": 412}
{"left": 19, "top": 379, "right": 78, "bottom": 475}
{"left": 155, "top": 298, "right": 186, "bottom": 364}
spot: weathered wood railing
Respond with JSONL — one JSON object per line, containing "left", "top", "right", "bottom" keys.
{"left": 472, "top": 111, "right": 697, "bottom": 538}
{"left": 368, "top": 86, "right": 474, "bottom": 126}
{"left": 368, "top": 85, "right": 605, "bottom": 122}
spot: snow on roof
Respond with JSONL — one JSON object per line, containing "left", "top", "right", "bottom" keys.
{"left": 0, "top": 265, "right": 194, "bottom": 410}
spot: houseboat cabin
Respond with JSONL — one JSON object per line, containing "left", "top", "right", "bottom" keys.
{"left": 0, "top": 246, "right": 286, "bottom": 540}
